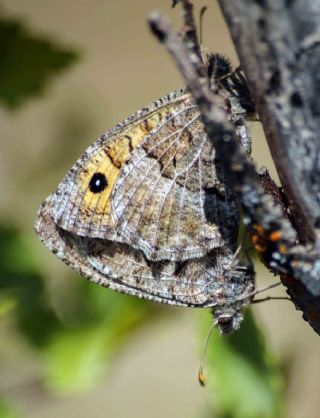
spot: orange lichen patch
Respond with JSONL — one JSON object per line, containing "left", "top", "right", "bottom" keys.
{"left": 251, "top": 234, "right": 259, "bottom": 245}
{"left": 254, "top": 244, "right": 267, "bottom": 253}
{"left": 252, "top": 224, "right": 264, "bottom": 234}
{"left": 279, "top": 244, "right": 287, "bottom": 254}
{"left": 269, "top": 230, "right": 282, "bottom": 242}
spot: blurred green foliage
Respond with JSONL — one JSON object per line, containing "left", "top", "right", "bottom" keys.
{"left": 0, "top": 219, "right": 286, "bottom": 416}
{"left": 43, "top": 286, "right": 156, "bottom": 393}
{"left": 0, "top": 224, "right": 157, "bottom": 395}
{"left": 0, "top": 225, "right": 61, "bottom": 348}
{"left": 0, "top": 10, "right": 286, "bottom": 418}
{"left": 200, "top": 311, "right": 285, "bottom": 418}
{"left": 0, "top": 399, "right": 19, "bottom": 418}
{"left": 0, "top": 16, "right": 78, "bottom": 109}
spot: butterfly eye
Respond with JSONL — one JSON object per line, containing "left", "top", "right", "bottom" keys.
{"left": 89, "top": 172, "right": 108, "bottom": 193}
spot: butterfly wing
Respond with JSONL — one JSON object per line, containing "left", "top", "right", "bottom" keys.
{"left": 36, "top": 197, "right": 254, "bottom": 307}
{"left": 52, "top": 92, "right": 185, "bottom": 239}
{"left": 52, "top": 90, "right": 190, "bottom": 240}
{"left": 51, "top": 89, "right": 249, "bottom": 261}
{"left": 111, "top": 97, "right": 236, "bottom": 260}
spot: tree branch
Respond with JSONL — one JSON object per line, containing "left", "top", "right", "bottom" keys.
{"left": 148, "top": 0, "right": 320, "bottom": 335}
{"left": 218, "top": 0, "right": 320, "bottom": 244}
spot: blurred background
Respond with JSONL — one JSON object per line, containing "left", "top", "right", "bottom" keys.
{"left": 0, "top": 1, "right": 320, "bottom": 417}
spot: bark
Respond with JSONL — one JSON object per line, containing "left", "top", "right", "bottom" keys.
{"left": 148, "top": 0, "right": 320, "bottom": 335}
{"left": 218, "top": 0, "right": 320, "bottom": 244}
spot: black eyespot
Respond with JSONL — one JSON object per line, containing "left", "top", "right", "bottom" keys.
{"left": 89, "top": 172, "right": 108, "bottom": 193}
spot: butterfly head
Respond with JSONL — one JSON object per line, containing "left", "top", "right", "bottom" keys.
{"left": 214, "top": 308, "right": 244, "bottom": 335}
{"left": 207, "top": 53, "right": 232, "bottom": 83}
{"left": 207, "top": 53, "right": 255, "bottom": 117}
{"left": 211, "top": 258, "right": 255, "bottom": 335}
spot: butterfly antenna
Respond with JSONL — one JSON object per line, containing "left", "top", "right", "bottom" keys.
{"left": 237, "top": 281, "right": 282, "bottom": 303}
{"left": 251, "top": 281, "right": 291, "bottom": 303}
{"left": 252, "top": 295, "right": 291, "bottom": 304}
{"left": 252, "top": 281, "right": 281, "bottom": 296}
{"left": 198, "top": 320, "right": 215, "bottom": 386}
{"left": 199, "top": 6, "right": 208, "bottom": 65}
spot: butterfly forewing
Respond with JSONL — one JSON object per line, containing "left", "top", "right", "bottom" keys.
{"left": 51, "top": 89, "right": 243, "bottom": 261}
{"left": 53, "top": 90, "right": 188, "bottom": 241}
{"left": 112, "top": 97, "right": 229, "bottom": 261}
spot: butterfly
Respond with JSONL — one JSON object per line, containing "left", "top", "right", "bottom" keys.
{"left": 35, "top": 54, "right": 255, "bottom": 335}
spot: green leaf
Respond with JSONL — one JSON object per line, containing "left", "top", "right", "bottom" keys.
{"left": 0, "top": 224, "right": 62, "bottom": 347}
{"left": 200, "top": 311, "right": 285, "bottom": 418}
{"left": 43, "top": 290, "right": 156, "bottom": 394}
{"left": 0, "top": 399, "right": 19, "bottom": 418}
{"left": 0, "top": 17, "right": 78, "bottom": 109}
{"left": 0, "top": 223, "right": 158, "bottom": 394}
{"left": 0, "top": 224, "right": 39, "bottom": 275}
{"left": 44, "top": 326, "right": 109, "bottom": 394}
{"left": 0, "top": 294, "right": 16, "bottom": 318}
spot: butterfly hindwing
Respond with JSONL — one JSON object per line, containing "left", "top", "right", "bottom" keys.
{"left": 36, "top": 197, "right": 254, "bottom": 307}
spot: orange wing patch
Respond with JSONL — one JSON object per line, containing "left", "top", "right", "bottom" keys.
{"left": 71, "top": 107, "right": 175, "bottom": 232}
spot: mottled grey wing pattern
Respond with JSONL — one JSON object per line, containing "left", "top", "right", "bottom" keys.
{"left": 52, "top": 90, "right": 191, "bottom": 242}
{"left": 36, "top": 197, "right": 254, "bottom": 309}
{"left": 111, "top": 98, "right": 233, "bottom": 261}
{"left": 51, "top": 90, "right": 244, "bottom": 261}
{"left": 35, "top": 86, "right": 255, "bottom": 318}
